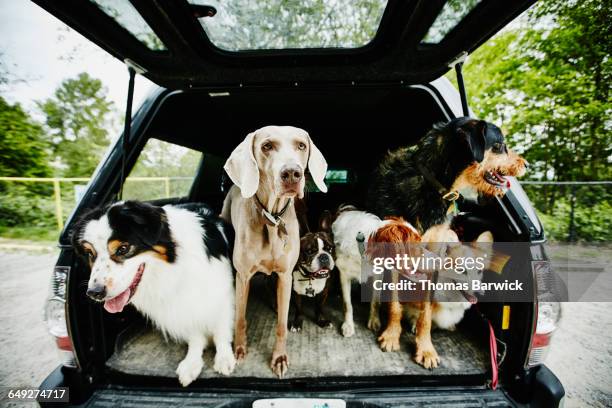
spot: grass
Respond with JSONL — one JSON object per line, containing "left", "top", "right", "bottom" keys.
{"left": 0, "top": 226, "right": 59, "bottom": 243}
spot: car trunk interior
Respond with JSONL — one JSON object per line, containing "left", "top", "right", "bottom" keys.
{"left": 96, "top": 85, "right": 528, "bottom": 385}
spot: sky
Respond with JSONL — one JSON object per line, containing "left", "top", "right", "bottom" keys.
{"left": 0, "top": 0, "right": 155, "bottom": 118}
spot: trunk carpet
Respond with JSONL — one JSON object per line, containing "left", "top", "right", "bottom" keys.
{"left": 107, "top": 275, "right": 489, "bottom": 379}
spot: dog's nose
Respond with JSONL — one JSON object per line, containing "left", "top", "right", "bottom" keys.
{"left": 86, "top": 284, "right": 106, "bottom": 301}
{"left": 280, "top": 166, "right": 303, "bottom": 185}
{"left": 318, "top": 253, "right": 330, "bottom": 266}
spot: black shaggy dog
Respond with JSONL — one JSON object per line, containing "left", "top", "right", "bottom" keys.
{"left": 368, "top": 117, "right": 527, "bottom": 233}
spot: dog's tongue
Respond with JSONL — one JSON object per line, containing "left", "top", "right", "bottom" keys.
{"left": 104, "top": 288, "right": 131, "bottom": 313}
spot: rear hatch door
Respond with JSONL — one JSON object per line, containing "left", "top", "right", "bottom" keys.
{"left": 31, "top": 0, "right": 534, "bottom": 89}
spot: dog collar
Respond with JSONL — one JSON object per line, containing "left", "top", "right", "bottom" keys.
{"left": 254, "top": 195, "right": 292, "bottom": 235}
{"left": 415, "top": 162, "right": 462, "bottom": 203}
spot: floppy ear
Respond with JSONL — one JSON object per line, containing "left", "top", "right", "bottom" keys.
{"left": 224, "top": 131, "right": 259, "bottom": 198}
{"left": 307, "top": 134, "right": 328, "bottom": 193}
{"left": 458, "top": 120, "right": 486, "bottom": 163}
{"left": 116, "top": 201, "right": 165, "bottom": 246}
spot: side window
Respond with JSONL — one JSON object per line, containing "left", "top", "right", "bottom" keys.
{"left": 122, "top": 139, "right": 202, "bottom": 201}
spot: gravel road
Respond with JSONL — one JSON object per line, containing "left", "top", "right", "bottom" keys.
{"left": 0, "top": 250, "right": 610, "bottom": 407}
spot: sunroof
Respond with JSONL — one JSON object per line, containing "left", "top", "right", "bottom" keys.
{"left": 90, "top": 0, "right": 166, "bottom": 50}
{"left": 422, "top": 0, "right": 482, "bottom": 43}
{"left": 190, "top": 0, "right": 388, "bottom": 51}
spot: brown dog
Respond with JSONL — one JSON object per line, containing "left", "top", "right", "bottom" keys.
{"left": 221, "top": 126, "right": 328, "bottom": 377}
{"left": 371, "top": 220, "right": 493, "bottom": 369}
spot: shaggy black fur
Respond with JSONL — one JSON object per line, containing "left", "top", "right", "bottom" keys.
{"left": 367, "top": 117, "right": 506, "bottom": 232}
{"left": 72, "top": 201, "right": 233, "bottom": 265}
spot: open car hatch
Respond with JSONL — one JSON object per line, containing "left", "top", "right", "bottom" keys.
{"left": 30, "top": 0, "right": 534, "bottom": 87}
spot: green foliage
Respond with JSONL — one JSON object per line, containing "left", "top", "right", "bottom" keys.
{"left": 0, "top": 97, "right": 51, "bottom": 177}
{"left": 122, "top": 139, "right": 201, "bottom": 201}
{"left": 0, "top": 184, "right": 55, "bottom": 228}
{"left": 38, "top": 72, "right": 116, "bottom": 177}
{"left": 458, "top": 0, "right": 611, "bottom": 241}
{"left": 537, "top": 196, "right": 612, "bottom": 242}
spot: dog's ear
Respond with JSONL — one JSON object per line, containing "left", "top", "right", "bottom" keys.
{"left": 224, "top": 131, "right": 259, "bottom": 198}
{"left": 458, "top": 120, "right": 486, "bottom": 163}
{"left": 71, "top": 206, "right": 106, "bottom": 260}
{"left": 318, "top": 210, "right": 333, "bottom": 233}
{"left": 110, "top": 201, "right": 165, "bottom": 246}
{"left": 306, "top": 134, "right": 328, "bottom": 193}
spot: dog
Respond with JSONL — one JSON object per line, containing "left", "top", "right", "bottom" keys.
{"left": 332, "top": 206, "right": 421, "bottom": 338}
{"left": 72, "top": 201, "right": 236, "bottom": 386}
{"left": 290, "top": 211, "right": 335, "bottom": 332}
{"left": 221, "top": 125, "right": 328, "bottom": 378}
{"left": 369, "top": 117, "right": 527, "bottom": 233}
{"left": 369, "top": 219, "right": 493, "bottom": 369}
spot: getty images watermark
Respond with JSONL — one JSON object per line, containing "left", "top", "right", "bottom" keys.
{"left": 359, "top": 241, "right": 610, "bottom": 303}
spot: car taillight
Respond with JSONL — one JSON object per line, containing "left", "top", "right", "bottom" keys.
{"left": 527, "top": 260, "right": 562, "bottom": 367}
{"left": 43, "top": 266, "right": 77, "bottom": 368}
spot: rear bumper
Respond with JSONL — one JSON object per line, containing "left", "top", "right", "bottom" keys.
{"left": 40, "top": 365, "right": 564, "bottom": 407}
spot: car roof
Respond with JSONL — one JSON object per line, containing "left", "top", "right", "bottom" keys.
{"left": 32, "top": 0, "right": 534, "bottom": 89}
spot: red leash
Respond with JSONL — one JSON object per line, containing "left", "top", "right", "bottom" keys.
{"left": 475, "top": 305, "right": 499, "bottom": 390}
{"left": 487, "top": 318, "right": 499, "bottom": 389}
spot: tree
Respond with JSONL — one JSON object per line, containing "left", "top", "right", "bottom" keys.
{"left": 461, "top": 0, "right": 610, "bottom": 183}
{"left": 0, "top": 96, "right": 50, "bottom": 177}
{"left": 200, "top": 0, "right": 386, "bottom": 50}
{"left": 457, "top": 0, "right": 611, "bottom": 240}
{"left": 38, "top": 73, "right": 116, "bottom": 177}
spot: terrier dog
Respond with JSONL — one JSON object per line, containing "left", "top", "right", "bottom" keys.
{"left": 290, "top": 211, "right": 335, "bottom": 332}
{"left": 369, "top": 117, "right": 527, "bottom": 233}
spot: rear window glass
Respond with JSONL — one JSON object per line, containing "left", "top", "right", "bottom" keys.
{"left": 191, "top": 0, "right": 388, "bottom": 51}
{"left": 90, "top": 0, "right": 166, "bottom": 50}
{"left": 422, "top": 0, "right": 482, "bottom": 43}
{"left": 122, "top": 139, "right": 202, "bottom": 201}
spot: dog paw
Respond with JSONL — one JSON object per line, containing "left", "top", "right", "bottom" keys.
{"left": 290, "top": 322, "right": 303, "bottom": 332}
{"left": 270, "top": 353, "right": 289, "bottom": 378}
{"left": 378, "top": 326, "right": 401, "bottom": 352}
{"left": 341, "top": 321, "right": 355, "bottom": 337}
{"left": 367, "top": 316, "right": 381, "bottom": 333}
{"left": 214, "top": 351, "right": 236, "bottom": 376}
{"left": 234, "top": 344, "right": 247, "bottom": 362}
{"left": 317, "top": 319, "right": 333, "bottom": 329}
{"left": 176, "top": 357, "right": 203, "bottom": 387}
{"left": 415, "top": 345, "right": 440, "bottom": 369}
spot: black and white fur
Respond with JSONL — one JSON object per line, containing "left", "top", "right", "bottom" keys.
{"left": 72, "top": 201, "right": 236, "bottom": 386}
{"left": 290, "top": 212, "right": 336, "bottom": 332}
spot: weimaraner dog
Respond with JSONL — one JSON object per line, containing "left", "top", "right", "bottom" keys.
{"left": 221, "top": 125, "right": 328, "bottom": 377}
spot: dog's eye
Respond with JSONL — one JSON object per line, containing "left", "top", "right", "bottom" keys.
{"left": 297, "top": 142, "right": 307, "bottom": 151}
{"left": 116, "top": 244, "right": 130, "bottom": 256}
{"left": 87, "top": 251, "right": 95, "bottom": 260}
{"left": 492, "top": 142, "right": 505, "bottom": 153}
{"left": 262, "top": 142, "right": 273, "bottom": 152}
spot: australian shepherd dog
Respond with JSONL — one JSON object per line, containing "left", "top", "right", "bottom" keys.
{"left": 72, "top": 201, "right": 236, "bottom": 386}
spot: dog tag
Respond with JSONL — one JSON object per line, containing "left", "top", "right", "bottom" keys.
{"left": 262, "top": 210, "right": 280, "bottom": 227}
{"left": 278, "top": 220, "right": 288, "bottom": 236}
{"left": 305, "top": 284, "right": 316, "bottom": 297}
